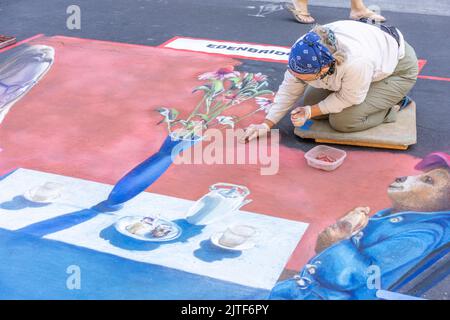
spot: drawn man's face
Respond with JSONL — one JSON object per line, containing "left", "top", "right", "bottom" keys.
{"left": 315, "top": 207, "right": 370, "bottom": 253}
{"left": 388, "top": 168, "right": 450, "bottom": 212}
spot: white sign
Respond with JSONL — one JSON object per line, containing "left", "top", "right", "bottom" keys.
{"left": 161, "top": 37, "right": 290, "bottom": 63}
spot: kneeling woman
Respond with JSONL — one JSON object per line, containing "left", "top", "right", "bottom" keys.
{"left": 242, "top": 20, "right": 419, "bottom": 141}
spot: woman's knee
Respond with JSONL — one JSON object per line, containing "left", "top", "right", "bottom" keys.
{"left": 303, "top": 87, "right": 331, "bottom": 106}
{"left": 328, "top": 113, "right": 358, "bottom": 132}
{"left": 304, "top": 94, "right": 321, "bottom": 106}
{"left": 328, "top": 112, "right": 367, "bottom": 133}
{"left": 303, "top": 95, "right": 316, "bottom": 107}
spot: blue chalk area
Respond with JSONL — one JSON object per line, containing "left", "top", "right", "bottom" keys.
{"left": 16, "top": 208, "right": 101, "bottom": 237}
{"left": 0, "top": 195, "right": 50, "bottom": 210}
{"left": 297, "top": 120, "right": 313, "bottom": 131}
{"left": 0, "top": 228, "right": 269, "bottom": 299}
{"left": 0, "top": 171, "right": 270, "bottom": 299}
{"left": 194, "top": 239, "right": 242, "bottom": 262}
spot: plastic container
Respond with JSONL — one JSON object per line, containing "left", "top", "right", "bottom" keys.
{"left": 304, "top": 145, "right": 347, "bottom": 171}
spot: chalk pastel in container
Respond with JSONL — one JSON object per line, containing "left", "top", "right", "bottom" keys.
{"left": 304, "top": 145, "right": 347, "bottom": 171}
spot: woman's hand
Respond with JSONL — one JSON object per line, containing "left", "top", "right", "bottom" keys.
{"left": 291, "top": 106, "right": 312, "bottom": 127}
{"left": 239, "top": 120, "right": 273, "bottom": 143}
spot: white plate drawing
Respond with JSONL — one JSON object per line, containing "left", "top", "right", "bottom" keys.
{"left": 114, "top": 216, "right": 182, "bottom": 242}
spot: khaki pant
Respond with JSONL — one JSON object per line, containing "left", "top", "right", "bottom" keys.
{"left": 303, "top": 42, "right": 419, "bottom": 132}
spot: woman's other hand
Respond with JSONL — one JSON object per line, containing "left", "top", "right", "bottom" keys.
{"left": 239, "top": 121, "right": 273, "bottom": 143}
{"left": 291, "top": 106, "right": 312, "bottom": 127}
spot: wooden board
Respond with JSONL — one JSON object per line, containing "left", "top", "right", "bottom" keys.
{"left": 295, "top": 103, "right": 417, "bottom": 150}
{"left": 314, "top": 138, "right": 409, "bottom": 150}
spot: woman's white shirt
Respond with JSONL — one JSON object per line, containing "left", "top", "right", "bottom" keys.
{"left": 266, "top": 20, "right": 406, "bottom": 124}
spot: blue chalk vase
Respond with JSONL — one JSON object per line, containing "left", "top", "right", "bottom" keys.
{"left": 105, "top": 133, "right": 201, "bottom": 208}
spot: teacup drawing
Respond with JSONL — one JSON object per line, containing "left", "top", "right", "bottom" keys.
{"left": 213, "top": 225, "right": 257, "bottom": 250}
{"left": 24, "top": 182, "right": 64, "bottom": 203}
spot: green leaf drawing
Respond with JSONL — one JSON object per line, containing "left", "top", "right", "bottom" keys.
{"left": 211, "top": 80, "right": 224, "bottom": 95}
{"left": 255, "top": 90, "right": 274, "bottom": 96}
{"left": 192, "top": 85, "right": 211, "bottom": 94}
{"left": 156, "top": 68, "right": 275, "bottom": 139}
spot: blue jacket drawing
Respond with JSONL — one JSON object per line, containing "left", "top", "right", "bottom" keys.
{"left": 270, "top": 208, "right": 450, "bottom": 300}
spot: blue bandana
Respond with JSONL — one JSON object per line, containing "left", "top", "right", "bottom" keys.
{"left": 288, "top": 31, "right": 335, "bottom": 74}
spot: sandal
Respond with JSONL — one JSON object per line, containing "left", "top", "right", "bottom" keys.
{"left": 285, "top": 4, "right": 316, "bottom": 24}
{"left": 350, "top": 10, "right": 386, "bottom": 23}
